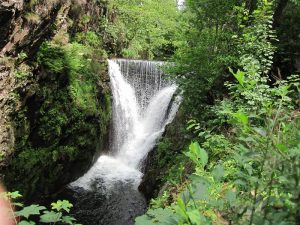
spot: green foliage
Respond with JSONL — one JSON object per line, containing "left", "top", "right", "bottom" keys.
{"left": 1, "top": 191, "right": 80, "bottom": 225}
{"left": 150, "top": 191, "right": 170, "bottom": 210}
{"left": 37, "top": 41, "right": 93, "bottom": 111}
{"left": 136, "top": 143, "right": 233, "bottom": 225}
{"left": 51, "top": 200, "right": 73, "bottom": 213}
{"left": 102, "top": 0, "right": 179, "bottom": 59}
{"left": 74, "top": 31, "right": 103, "bottom": 48}
{"left": 155, "top": 138, "right": 174, "bottom": 168}
{"left": 37, "top": 43, "right": 66, "bottom": 73}
{"left": 135, "top": 208, "right": 178, "bottom": 225}
{"left": 16, "top": 205, "right": 47, "bottom": 219}
{"left": 137, "top": 0, "right": 300, "bottom": 224}
{"left": 5, "top": 40, "right": 112, "bottom": 197}
{"left": 168, "top": 0, "right": 240, "bottom": 118}
{"left": 184, "top": 142, "right": 208, "bottom": 169}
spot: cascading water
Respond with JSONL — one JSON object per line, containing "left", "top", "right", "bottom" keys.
{"left": 71, "top": 59, "right": 179, "bottom": 190}
{"left": 65, "top": 59, "right": 181, "bottom": 225}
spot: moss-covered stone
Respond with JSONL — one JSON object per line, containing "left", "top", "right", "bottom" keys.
{"left": 4, "top": 41, "right": 112, "bottom": 199}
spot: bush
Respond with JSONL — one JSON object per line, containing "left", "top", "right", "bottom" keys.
{"left": 136, "top": 1, "right": 300, "bottom": 224}
{"left": 1, "top": 191, "right": 80, "bottom": 225}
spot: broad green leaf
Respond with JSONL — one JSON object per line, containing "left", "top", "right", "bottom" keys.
{"left": 233, "top": 111, "right": 248, "bottom": 127}
{"left": 3, "top": 191, "right": 22, "bottom": 200}
{"left": 212, "top": 165, "right": 225, "bottom": 182}
{"left": 229, "top": 68, "right": 245, "bottom": 87}
{"left": 177, "top": 197, "right": 186, "bottom": 212}
{"left": 153, "top": 208, "right": 178, "bottom": 224}
{"left": 10, "top": 191, "right": 22, "bottom": 199}
{"left": 40, "top": 211, "right": 62, "bottom": 223}
{"left": 175, "top": 198, "right": 189, "bottom": 220}
{"left": 190, "top": 176, "right": 210, "bottom": 201}
{"left": 136, "top": 208, "right": 177, "bottom": 225}
{"left": 135, "top": 215, "right": 156, "bottom": 225}
{"left": 225, "top": 191, "right": 237, "bottom": 206}
{"left": 189, "top": 142, "right": 208, "bottom": 168}
{"left": 276, "top": 143, "right": 288, "bottom": 152}
{"left": 19, "top": 221, "right": 35, "bottom": 225}
{"left": 62, "top": 215, "right": 76, "bottom": 224}
{"left": 51, "top": 200, "right": 73, "bottom": 213}
{"left": 15, "top": 205, "right": 46, "bottom": 219}
{"left": 186, "top": 210, "right": 202, "bottom": 225}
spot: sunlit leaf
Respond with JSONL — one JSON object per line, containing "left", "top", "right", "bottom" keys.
{"left": 51, "top": 200, "right": 73, "bottom": 213}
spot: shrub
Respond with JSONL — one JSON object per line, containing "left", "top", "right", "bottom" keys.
{"left": 1, "top": 191, "right": 80, "bottom": 225}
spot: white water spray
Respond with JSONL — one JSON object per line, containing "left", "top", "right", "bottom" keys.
{"left": 71, "top": 59, "right": 180, "bottom": 191}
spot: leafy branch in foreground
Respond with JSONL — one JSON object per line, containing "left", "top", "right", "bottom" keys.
{"left": 1, "top": 191, "right": 80, "bottom": 225}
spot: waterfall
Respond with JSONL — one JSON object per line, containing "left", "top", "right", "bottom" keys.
{"left": 70, "top": 59, "right": 180, "bottom": 191}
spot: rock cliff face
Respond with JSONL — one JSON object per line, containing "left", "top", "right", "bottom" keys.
{"left": 0, "top": 59, "right": 15, "bottom": 169}
{"left": 139, "top": 109, "right": 189, "bottom": 200}
{"left": 0, "top": 0, "right": 69, "bottom": 56}
{"left": 0, "top": 0, "right": 24, "bottom": 55}
{"left": 0, "top": 0, "right": 69, "bottom": 170}
{"left": 0, "top": 0, "right": 112, "bottom": 198}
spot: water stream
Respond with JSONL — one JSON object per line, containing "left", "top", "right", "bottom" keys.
{"left": 62, "top": 59, "right": 180, "bottom": 225}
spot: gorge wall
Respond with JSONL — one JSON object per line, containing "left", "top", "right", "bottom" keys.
{"left": 0, "top": 0, "right": 112, "bottom": 198}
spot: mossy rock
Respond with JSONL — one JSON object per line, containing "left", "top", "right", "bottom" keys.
{"left": 4, "top": 42, "right": 112, "bottom": 199}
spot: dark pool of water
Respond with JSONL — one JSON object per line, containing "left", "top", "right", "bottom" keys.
{"left": 56, "top": 179, "right": 147, "bottom": 225}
